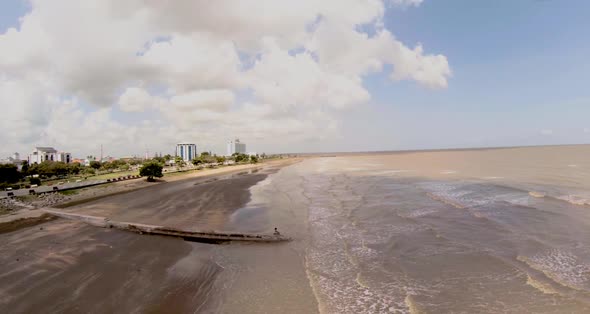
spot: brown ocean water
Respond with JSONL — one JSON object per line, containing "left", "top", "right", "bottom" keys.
{"left": 204, "top": 145, "right": 590, "bottom": 313}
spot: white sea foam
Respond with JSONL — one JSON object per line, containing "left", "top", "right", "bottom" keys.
{"left": 399, "top": 208, "right": 439, "bottom": 218}
{"left": 529, "top": 191, "right": 546, "bottom": 198}
{"left": 556, "top": 195, "right": 590, "bottom": 206}
{"left": 518, "top": 250, "right": 590, "bottom": 291}
{"left": 426, "top": 189, "right": 490, "bottom": 209}
{"left": 504, "top": 195, "right": 531, "bottom": 206}
{"left": 421, "top": 181, "right": 538, "bottom": 210}
{"left": 304, "top": 174, "right": 423, "bottom": 313}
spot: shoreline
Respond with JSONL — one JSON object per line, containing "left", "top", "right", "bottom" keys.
{"left": 0, "top": 157, "right": 300, "bottom": 313}
{"left": 0, "top": 158, "right": 300, "bottom": 228}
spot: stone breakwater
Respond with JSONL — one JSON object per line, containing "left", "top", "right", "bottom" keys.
{"left": 0, "top": 193, "right": 70, "bottom": 213}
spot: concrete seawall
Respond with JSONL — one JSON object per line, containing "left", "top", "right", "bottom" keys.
{"left": 43, "top": 209, "right": 291, "bottom": 243}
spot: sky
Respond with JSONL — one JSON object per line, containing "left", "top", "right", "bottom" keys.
{"left": 1, "top": 0, "right": 589, "bottom": 158}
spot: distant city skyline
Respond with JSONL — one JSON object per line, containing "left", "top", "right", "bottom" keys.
{"left": 1, "top": 1, "right": 589, "bottom": 157}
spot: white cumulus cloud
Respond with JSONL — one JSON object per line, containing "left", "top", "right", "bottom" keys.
{"left": 0, "top": 0, "right": 450, "bottom": 156}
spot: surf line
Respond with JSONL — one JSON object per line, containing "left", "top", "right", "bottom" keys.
{"left": 43, "top": 209, "right": 292, "bottom": 244}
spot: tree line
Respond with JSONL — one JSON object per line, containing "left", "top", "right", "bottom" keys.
{"left": 2, "top": 152, "right": 266, "bottom": 189}
{"left": 0, "top": 158, "right": 145, "bottom": 190}
{"left": 137, "top": 152, "right": 260, "bottom": 183}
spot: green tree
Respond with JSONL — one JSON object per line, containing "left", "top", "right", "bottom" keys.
{"left": 163, "top": 154, "right": 172, "bottom": 161}
{"left": 0, "top": 164, "right": 21, "bottom": 183}
{"left": 28, "top": 163, "right": 39, "bottom": 176}
{"left": 250, "top": 155, "right": 259, "bottom": 164}
{"left": 174, "top": 156, "right": 186, "bottom": 168}
{"left": 110, "top": 160, "right": 126, "bottom": 169}
{"left": 90, "top": 160, "right": 102, "bottom": 169}
{"left": 101, "top": 161, "right": 116, "bottom": 171}
{"left": 233, "top": 153, "right": 248, "bottom": 163}
{"left": 68, "top": 162, "right": 81, "bottom": 175}
{"left": 52, "top": 162, "right": 69, "bottom": 177}
{"left": 21, "top": 160, "right": 29, "bottom": 175}
{"left": 192, "top": 157, "right": 203, "bottom": 166}
{"left": 193, "top": 152, "right": 213, "bottom": 164}
{"left": 139, "top": 161, "right": 163, "bottom": 182}
{"left": 215, "top": 155, "right": 226, "bottom": 163}
{"left": 30, "top": 161, "right": 61, "bottom": 178}
{"left": 129, "top": 159, "right": 142, "bottom": 166}
{"left": 20, "top": 160, "right": 29, "bottom": 175}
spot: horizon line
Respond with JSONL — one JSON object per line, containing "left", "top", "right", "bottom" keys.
{"left": 280, "top": 142, "right": 590, "bottom": 156}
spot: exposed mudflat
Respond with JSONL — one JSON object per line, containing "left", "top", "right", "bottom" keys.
{"left": 0, "top": 162, "right": 290, "bottom": 313}
{"left": 0, "top": 219, "right": 215, "bottom": 313}
{"left": 65, "top": 170, "right": 271, "bottom": 231}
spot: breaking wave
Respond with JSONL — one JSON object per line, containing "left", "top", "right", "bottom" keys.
{"left": 529, "top": 191, "right": 546, "bottom": 198}
{"left": 525, "top": 274, "right": 559, "bottom": 295}
{"left": 518, "top": 250, "right": 590, "bottom": 292}
{"left": 555, "top": 195, "right": 590, "bottom": 206}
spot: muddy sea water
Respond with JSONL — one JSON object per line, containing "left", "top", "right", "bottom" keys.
{"left": 204, "top": 145, "right": 590, "bottom": 313}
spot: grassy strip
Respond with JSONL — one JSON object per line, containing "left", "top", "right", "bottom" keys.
{"left": 58, "top": 189, "right": 79, "bottom": 196}
{"left": 42, "top": 170, "right": 139, "bottom": 185}
{"left": 86, "top": 170, "right": 139, "bottom": 180}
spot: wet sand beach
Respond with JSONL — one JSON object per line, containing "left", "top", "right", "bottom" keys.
{"left": 0, "top": 159, "right": 301, "bottom": 313}
{"left": 63, "top": 169, "right": 272, "bottom": 231}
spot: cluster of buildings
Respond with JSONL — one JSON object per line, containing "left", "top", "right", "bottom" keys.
{"left": 0, "top": 153, "right": 24, "bottom": 169}
{"left": 0, "top": 147, "right": 72, "bottom": 171}
{"left": 2, "top": 138, "right": 255, "bottom": 169}
{"left": 174, "top": 138, "right": 251, "bottom": 162}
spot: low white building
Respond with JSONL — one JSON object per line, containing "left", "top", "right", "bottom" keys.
{"left": 227, "top": 139, "right": 246, "bottom": 156}
{"left": 176, "top": 143, "right": 197, "bottom": 162}
{"left": 28, "top": 147, "right": 72, "bottom": 164}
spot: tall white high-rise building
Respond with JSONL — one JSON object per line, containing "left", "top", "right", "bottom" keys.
{"left": 176, "top": 143, "right": 197, "bottom": 161}
{"left": 226, "top": 139, "right": 246, "bottom": 156}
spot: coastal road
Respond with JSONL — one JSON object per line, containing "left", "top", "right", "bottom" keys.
{"left": 0, "top": 167, "right": 209, "bottom": 199}
{"left": 0, "top": 178, "right": 142, "bottom": 199}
